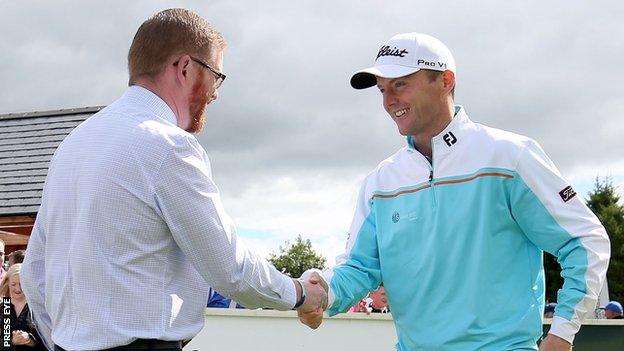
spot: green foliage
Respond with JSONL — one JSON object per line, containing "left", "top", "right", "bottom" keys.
{"left": 544, "top": 252, "right": 563, "bottom": 303}
{"left": 544, "top": 177, "right": 624, "bottom": 303}
{"left": 586, "top": 178, "right": 624, "bottom": 303}
{"left": 268, "top": 235, "right": 326, "bottom": 278}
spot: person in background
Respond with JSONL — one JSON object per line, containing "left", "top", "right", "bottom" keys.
{"left": 369, "top": 284, "right": 389, "bottom": 313}
{"left": 0, "top": 264, "right": 45, "bottom": 350}
{"left": 8, "top": 249, "right": 25, "bottom": 267}
{"left": 544, "top": 303, "right": 557, "bottom": 319}
{"left": 349, "top": 284, "right": 389, "bottom": 314}
{"left": 604, "top": 301, "right": 623, "bottom": 319}
{"left": 0, "top": 239, "right": 6, "bottom": 281}
{"left": 207, "top": 287, "right": 245, "bottom": 309}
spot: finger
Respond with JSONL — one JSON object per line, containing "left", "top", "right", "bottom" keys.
{"left": 308, "top": 272, "right": 329, "bottom": 291}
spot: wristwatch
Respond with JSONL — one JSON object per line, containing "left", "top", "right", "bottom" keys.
{"left": 293, "top": 279, "right": 306, "bottom": 309}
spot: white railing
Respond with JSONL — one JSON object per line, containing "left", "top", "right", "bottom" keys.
{"left": 184, "top": 309, "right": 624, "bottom": 351}
{"left": 184, "top": 308, "right": 397, "bottom": 350}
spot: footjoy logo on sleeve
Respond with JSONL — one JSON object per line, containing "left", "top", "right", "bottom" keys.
{"left": 559, "top": 185, "right": 577, "bottom": 202}
{"left": 376, "top": 45, "right": 409, "bottom": 60}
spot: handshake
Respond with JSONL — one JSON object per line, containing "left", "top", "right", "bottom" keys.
{"left": 292, "top": 269, "right": 329, "bottom": 329}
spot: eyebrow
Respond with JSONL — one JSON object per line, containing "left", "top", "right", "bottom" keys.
{"left": 377, "top": 76, "right": 405, "bottom": 90}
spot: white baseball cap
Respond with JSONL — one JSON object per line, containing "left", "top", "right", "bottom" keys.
{"left": 350, "top": 32, "right": 456, "bottom": 89}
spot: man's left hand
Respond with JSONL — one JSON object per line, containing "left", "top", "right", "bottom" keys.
{"left": 539, "top": 334, "right": 572, "bottom": 351}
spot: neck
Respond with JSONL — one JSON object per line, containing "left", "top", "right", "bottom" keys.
{"left": 11, "top": 296, "right": 25, "bottom": 304}
{"left": 133, "top": 78, "right": 186, "bottom": 128}
{"left": 411, "top": 102, "right": 454, "bottom": 158}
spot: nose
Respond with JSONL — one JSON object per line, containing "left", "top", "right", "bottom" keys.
{"left": 383, "top": 90, "right": 397, "bottom": 111}
{"left": 210, "top": 89, "right": 219, "bottom": 102}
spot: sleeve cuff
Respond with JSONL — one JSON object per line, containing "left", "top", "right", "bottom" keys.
{"left": 548, "top": 316, "right": 580, "bottom": 344}
{"left": 281, "top": 276, "right": 298, "bottom": 308}
{"left": 323, "top": 270, "right": 336, "bottom": 310}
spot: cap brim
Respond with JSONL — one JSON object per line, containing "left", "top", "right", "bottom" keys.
{"left": 350, "top": 65, "right": 421, "bottom": 89}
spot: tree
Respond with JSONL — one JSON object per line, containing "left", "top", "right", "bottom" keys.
{"left": 544, "top": 177, "right": 624, "bottom": 303}
{"left": 268, "top": 235, "right": 326, "bottom": 278}
{"left": 586, "top": 177, "right": 624, "bottom": 303}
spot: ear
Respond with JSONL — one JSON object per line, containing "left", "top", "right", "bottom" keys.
{"left": 441, "top": 70, "right": 455, "bottom": 95}
{"left": 173, "top": 54, "right": 192, "bottom": 86}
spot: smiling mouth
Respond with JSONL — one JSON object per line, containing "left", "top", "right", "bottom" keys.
{"left": 394, "top": 108, "right": 409, "bottom": 117}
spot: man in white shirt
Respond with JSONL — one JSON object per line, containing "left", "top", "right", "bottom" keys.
{"left": 20, "top": 8, "right": 326, "bottom": 351}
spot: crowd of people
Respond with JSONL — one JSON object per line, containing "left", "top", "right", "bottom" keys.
{"left": 543, "top": 300, "right": 623, "bottom": 320}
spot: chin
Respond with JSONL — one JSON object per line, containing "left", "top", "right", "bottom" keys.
{"left": 187, "top": 111, "right": 206, "bottom": 133}
{"left": 396, "top": 127, "right": 410, "bottom": 136}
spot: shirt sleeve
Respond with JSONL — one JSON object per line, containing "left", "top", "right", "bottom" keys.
{"left": 510, "top": 139, "right": 610, "bottom": 343}
{"left": 20, "top": 217, "right": 55, "bottom": 351}
{"left": 152, "top": 136, "right": 296, "bottom": 310}
{"left": 323, "top": 177, "right": 382, "bottom": 316}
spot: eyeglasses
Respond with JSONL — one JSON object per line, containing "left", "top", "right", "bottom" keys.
{"left": 190, "top": 57, "right": 226, "bottom": 89}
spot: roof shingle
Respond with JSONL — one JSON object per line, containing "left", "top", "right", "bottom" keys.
{"left": 0, "top": 107, "right": 103, "bottom": 216}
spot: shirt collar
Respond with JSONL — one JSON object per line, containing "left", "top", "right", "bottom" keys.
{"left": 122, "top": 85, "right": 179, "bottom": 126}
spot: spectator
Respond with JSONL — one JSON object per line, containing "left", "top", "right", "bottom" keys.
{"left": 350, "top": 285, "right": 389, "bottom": 314}
{"left": 350, "top": 298, "right": 373, "bottom": 314}
{"left": 207, "top": 288, "right": 245, "bottom": 309}
{"left": 604, "top": 301, "right": 623, "bottom": 319}
{"left": 8, "top": 250, "right": 25, "bottom": 267}
{"left": 544, "top": 303, "right": 557, "bottom": 319}
{"left": 0, "top": 239, "right": 6, "bottom": 280}
{"left": 0, "top": 264, "right": 45, "bottom": 350}
{"left": 369, "top": 284, "right": 389, "bottom": 313}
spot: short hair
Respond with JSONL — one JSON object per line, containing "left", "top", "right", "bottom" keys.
{"left": 127, "top": 8, "right": 227, "bottom": 85}
{"left": 8, "top": 250, "right": 25, "bottom": 265}
{"left": 422, "top": 69, "right": 455, "bottom": 99}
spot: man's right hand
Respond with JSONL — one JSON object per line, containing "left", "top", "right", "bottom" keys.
{"left": 295, "top": 271, "right": 329, "bottom": 329}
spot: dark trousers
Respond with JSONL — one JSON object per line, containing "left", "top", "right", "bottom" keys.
{"left": 54, "top": 339, "right": 183, "bottom": 351}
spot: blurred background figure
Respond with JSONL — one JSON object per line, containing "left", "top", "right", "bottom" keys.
{"left": 350, "top": 284, "right": 389, "bottom": 314}
{"left": 369, "top": 284, "right": 389, "bottom": 313}
{"left": 207, "top": 287, "right": 245, "bottom": 309}
{"left": 604, "top": 301, "right": 623, "bottom": 319}
{"left": 0, "top": 264, "right": 45, "bottom": 350}
{"left": 544, "top": 303, "right": 557, "bottom": 319}
{"left": 350, "top": 297, "right": 372, "bottom": 314}
{"left": 0, "top": 239, "right": 6, "bottom": 280}
{"left": 8, "top": 250, "right": 25, "bottom": 267}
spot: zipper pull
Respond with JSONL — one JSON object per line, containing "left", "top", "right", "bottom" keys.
{"left": 429, "top": 170, "right": 433, "bottom": 182}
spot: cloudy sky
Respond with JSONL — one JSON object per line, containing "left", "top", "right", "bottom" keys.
{"left": 1, "top": 1, "right": 623, "bottom": 265}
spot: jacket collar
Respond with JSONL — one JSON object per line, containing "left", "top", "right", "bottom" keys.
{"left": 407, "top": 105, "right": 474, "bottom": 157}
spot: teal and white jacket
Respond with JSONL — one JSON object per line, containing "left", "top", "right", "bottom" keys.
{"left": 323, "top": 106, "right": 610, "bottom": 350}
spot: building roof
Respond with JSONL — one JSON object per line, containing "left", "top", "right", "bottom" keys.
{"left": 0, "top": 107, "right": 103, "bottom": 216}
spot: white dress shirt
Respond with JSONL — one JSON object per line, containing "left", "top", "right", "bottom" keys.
{"left": 21, "top": 86, "right": 296, "bottom": 350}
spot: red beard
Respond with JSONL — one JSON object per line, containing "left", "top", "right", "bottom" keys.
{"left": 187, "top": 76, "right": 209, "bottom": 133}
